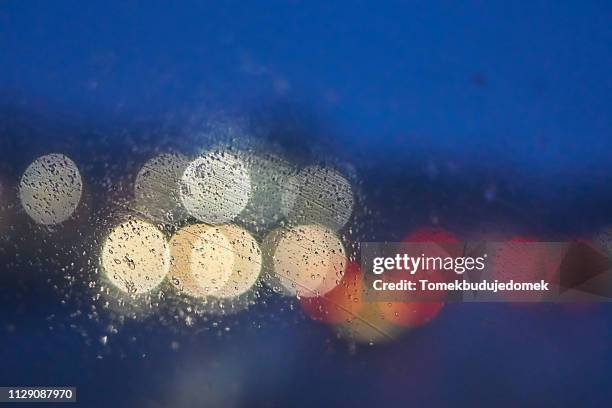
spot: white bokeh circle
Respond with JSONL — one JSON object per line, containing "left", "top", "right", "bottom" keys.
{"left": 19, "top": 153, "right": 83, "bottom": 225}
{"left": 180, "top": 151, "right": 251, "bottom": 224}
{"left": 282, "top": 166, "right": 354, "bottom": 230}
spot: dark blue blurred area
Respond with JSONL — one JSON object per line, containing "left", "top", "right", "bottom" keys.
{"left": 0, "top": 1, "right": 611, "bottom": 407}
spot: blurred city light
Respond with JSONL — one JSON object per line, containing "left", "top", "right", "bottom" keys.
{"left": 488, "top": 237, "right": 564, "bottom": 301}
{"left": 213, "top": 224, "right": 262, "bottom": 299}
{"left": 300, "top": 260, "right": 364, "bottom": 324}
{"left": 133, "top": 152, "right": 189, "bottom": 224}
{"left": 282, "top": 166, "right": 354, "bottom": 230}
{"left": 180, "top": 151, "right": 251, "bottom": 224}
{"left": 168, "top": 223, "right": 235, "bottom": 298}
{"left": 237, "top": 152, "right": 295, "bottom": 231}
{"left": 101, "top": 218, "right": 170, "bottom": 295}
{"left": 271, "top": 224, "right": 346, "bottom": 298}
{"left": 19, "top": 153, "right": 83, "bottom": 225}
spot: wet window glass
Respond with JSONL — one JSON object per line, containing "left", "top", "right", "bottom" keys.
{"left": 1, "top": 2, "right": 611, "bottom": 407}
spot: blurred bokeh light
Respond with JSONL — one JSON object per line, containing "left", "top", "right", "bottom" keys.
{"left": 19, "top": 153, "right": 83, "bottom": 225}
{"left": 282, "top": 165, "right": 354, "bottom": 230}
{"left": 133, "top": 152, "right": 190, "bottom": 224}
{"left": 180, "top": 151, "right": 251, "bottom": 224}
{"left": 101, "top": 218, "right": 170, "bottom": 295}
{"left": 271, "top": 224, "right": 346, "bottom": 298}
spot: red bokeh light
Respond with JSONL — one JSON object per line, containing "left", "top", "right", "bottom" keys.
{"left": 376, "top": 226, "right": 458, "bottom": 328}
{"left": 300, "top": 261, "right": 365, "bottom": 324}
{"left": 488, "top": 235, "right": 564, "bottom": 302}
